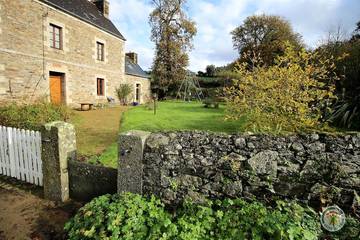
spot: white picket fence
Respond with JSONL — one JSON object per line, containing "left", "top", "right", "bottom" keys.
{"left": 0, "top": 126, "right": 43, "bottom": 186}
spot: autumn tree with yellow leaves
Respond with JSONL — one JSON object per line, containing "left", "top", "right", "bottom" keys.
{"left": 223, "top": 44, "right": 339, "bottom": 133}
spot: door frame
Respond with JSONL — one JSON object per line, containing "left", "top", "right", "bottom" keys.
{"left": 135, "top": 83, "right": 141, "bottom": 104}
{"left": 49, "top": 71, "right": 66, "bottom": 105}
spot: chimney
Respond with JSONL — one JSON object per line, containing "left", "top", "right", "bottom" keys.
{"left": 91, "top": 0, "right": 110, "bottom": 19}
{"left": 126, "top": 52, "right": 138, "bottom": 64}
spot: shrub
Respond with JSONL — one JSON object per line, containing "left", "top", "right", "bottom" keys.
{"left": 223, "top": 43, "right": 338, "bottom": 133}
{"left": 317, "top": 24, "right": 360, "bottom": 130}
{"left": 328, "top": 95, "right": 360, "bottom": 129}
{"left": 65, "top": 193, "right": 328, "bottom": 240}
{"left": 175, "top": 199, "right": 321, "bottom": 240}
{"left": 64, "top": 193, "right": 175, "bottom": 240}
{"left": 0, "top": 101, "right": 70, "bottom": 130}
{"left": 116, "top": 84, "right": 133, "bottom": 105}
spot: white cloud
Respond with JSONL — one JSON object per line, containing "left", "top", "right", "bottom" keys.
{"left": 109, "top": 0, "right": 154, "bottom": 70}
{"left": 109, "top": 0, "right": 360, "bottom": 72}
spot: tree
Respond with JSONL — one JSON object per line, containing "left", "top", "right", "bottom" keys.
{"left": 351, "top": 21, "right": 360, "bottom": 41}
{"left": 197, "top": 71, "right": 205, "bottom": 77}
{"left": 223, "top": 44, "right": 338, "bottom": 133}
{"left": 231, "top": 14, "right": 303, "bottom": 66}
{"left": 205, "top": 65, "right": 216, "bottom": 77}
{"left": 318, "top": 21, "right": 360, "bottom": 129}
{"left": 149, "top": 0, "right": 197, "bottom": 98}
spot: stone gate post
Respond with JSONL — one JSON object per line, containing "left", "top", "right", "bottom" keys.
{"left": 118, "top": 130, "right": 150, "bottom": 194}
{"left": 41, "top": 121, "right": 76, "bottom": 202}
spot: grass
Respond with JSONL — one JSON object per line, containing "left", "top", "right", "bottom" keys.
{"left": 121, "top": 101, "right": 247, "bottom": 133}
{"left": 69, "top": 101, "right": 246, "bottom": 168}
{"left": 69, "top": 106, "right": 127, "bottom": 168}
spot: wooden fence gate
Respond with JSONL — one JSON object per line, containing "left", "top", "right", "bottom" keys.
{"left": 0, "top": 126, "right": 43, "bottom": 186}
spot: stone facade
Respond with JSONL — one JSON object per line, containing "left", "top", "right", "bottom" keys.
{"left": 137, "top": 131, "right": 360, "bottom": 213}
{"left": 125, "top": 74, "right": 151, "bottom": 104}
{"left": 0, "top": 0, "right": 126, "bottom": 107}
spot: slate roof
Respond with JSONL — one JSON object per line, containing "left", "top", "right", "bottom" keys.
{"left": 125, "top": 57, "right": 150, "bottom": 79}
{"left": 40, "top": 0, "right": 126, "bottom": 40}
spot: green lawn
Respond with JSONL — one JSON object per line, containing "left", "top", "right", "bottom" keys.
{"left": 121, "top": 101, "right": 247, "bottom": 133}
{"left": 72, "top": 101, "right": 246, "bottom": 168}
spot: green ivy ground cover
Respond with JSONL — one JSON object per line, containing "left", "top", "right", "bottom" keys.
{"left": 65, "top": 193, "right": 360, "bottom": 240}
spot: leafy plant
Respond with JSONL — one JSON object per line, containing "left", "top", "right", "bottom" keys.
{"left": 231, "top": 14, "right": 303, "bottom": 66}
{"left": 65, "top": 193, "right": 331, "bottom": 240}
{"left": 317, "top": 22, "right": 360, "bottom": 130}
{"left": 223, "top": 43, "right": 338, "bottom": 133}
{"left": 116, "top": 84, "right": 133, "bottom": 105}
{"left": 64, "top": 193, "right": 175, "bottom": 240}
{"left": 328, "top": 94, "right": 360, "bottom": 129}
{"left": 0, "top": 100, "right": 70, "bottom": 130}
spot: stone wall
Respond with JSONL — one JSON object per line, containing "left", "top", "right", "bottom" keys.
{"left": 0, "top": 0, "right": 125, "bottom": 106}
{"left": 68, "top": 160, "right": 117, "bottom": 201}
{"left": 40, "top": 121, "right": 118, "bottom": 202}
{"left": 141, "top": 131, "right": 360, "bottom": 212}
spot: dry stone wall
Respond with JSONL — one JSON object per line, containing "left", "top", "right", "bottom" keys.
{"left": 142, "top": 131, "right": 360, "bottom": 212}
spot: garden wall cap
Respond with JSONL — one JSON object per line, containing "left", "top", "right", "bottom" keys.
{"left": 120, "top": 130, "right": 151, "bottom": 147}
{"left": 44, "top": 121, "right": 74, "bottom": 131}
{"left": 120, "top": 130, "right": 151, "bottom": 137}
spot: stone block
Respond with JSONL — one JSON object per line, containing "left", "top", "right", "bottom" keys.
{"left": 68, "top": 160, "right": 117, "bottom": 201}
{"left": 41, "top": 121, "right": 76, "bottom": 202}
{"left": 248, "top": 150, "right": 278, "bottom": 177}
{"left": 118, "top": 130, "right": 150, "bottom": 194}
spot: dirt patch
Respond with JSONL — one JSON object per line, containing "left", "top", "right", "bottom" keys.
{"left": 0, "top": 177, "right": 82, "bottom": 240}
{"left": 69, "top": 106, "right": 127, "bottom": 156}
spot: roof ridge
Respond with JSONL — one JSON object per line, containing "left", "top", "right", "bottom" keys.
{"left": 125, "top": 57, "right": 150, "bottom": 79}
{"left": 40, "top": 0, "right": 126, "bottom": 41}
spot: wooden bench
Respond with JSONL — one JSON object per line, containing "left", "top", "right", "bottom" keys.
{"left": 80, "top": 103, "right": 94, "bottom": 111}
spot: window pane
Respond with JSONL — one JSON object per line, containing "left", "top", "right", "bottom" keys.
{"left": 50, "top": 24, "right": 62, "bottom": 49}
{"left": 97, "top": 42, "right": 104, "bottom": 61}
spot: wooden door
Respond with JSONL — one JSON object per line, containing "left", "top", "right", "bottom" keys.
{"left": 50, "top": 75, "right": 62, "bottom": 104}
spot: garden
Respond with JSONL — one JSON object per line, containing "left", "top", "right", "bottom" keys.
{"left": 64, "top": 193, "right": 360, "bottom": 240}
{"left": 75, "top": 100, "right": 246, "bottom": 167}
{"left": 0, "top": 6, "right": 359, "bottom": 240}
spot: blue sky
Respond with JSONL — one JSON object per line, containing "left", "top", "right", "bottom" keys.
{"left": 109, "top": 0, "right": 360, "bottom": 72}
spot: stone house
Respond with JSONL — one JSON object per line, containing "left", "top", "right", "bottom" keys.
{"left": 0, "top": 0, "right": 151, "bottom": 107}
{"left": 125, "top": 52, "right": 151, "bottom": 104}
